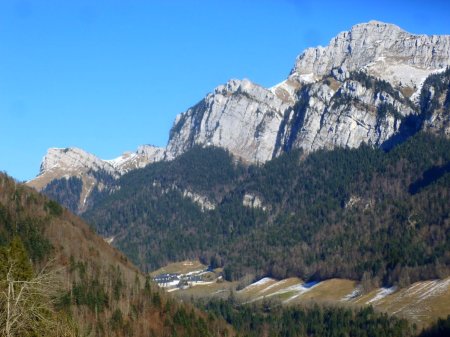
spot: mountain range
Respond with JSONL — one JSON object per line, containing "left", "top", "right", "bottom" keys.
{"left": 28, "top": 21, "right": 450, "bottom": 213}
{"left": 5, "top": 20, "right": 450, "bottom": 334}
{"left": 22, "top": 20, "right": 450, "bottom": 286}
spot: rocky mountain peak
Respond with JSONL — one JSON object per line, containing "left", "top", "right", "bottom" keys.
{"left": 215, "top": 78, "right": 249, "bottom": 94}
{"left": 29, "top": 145, "right": 165, "bottom": 213}
{"left": 38, "top": 145, "right": 165, "bottom": 179}
{"left": 290, "top": 21, "right": 450, "bottom": 89}
{"left": 106, "top": 144, "right": 165, "bottom": 174}
{"left": 40, "top": 147, "right": 114, "bottom": 176}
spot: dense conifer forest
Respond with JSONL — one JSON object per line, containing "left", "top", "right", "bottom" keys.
{"left": 198, "top": 298, "right": 416, "bottom": 337}
{"left": 84, "top": 132, "right": 450, "bottom": 287}
{"left": 5, "top": 171, "right": 442, "bottom": 336}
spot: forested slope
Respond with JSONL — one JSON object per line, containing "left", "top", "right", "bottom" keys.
{"left": 0, "top": 173, "right": 230, "bottom": 337}
{"left": 84, "top": 132, "right": 450, "bottom": 287}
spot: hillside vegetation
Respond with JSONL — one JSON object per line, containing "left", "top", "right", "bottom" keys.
{"left": 84, "top": 131, "right": 450, "bottom": 288}
{"left": 0, "top": 173, "right": 231, "bottom": 337}
{"left": 3, "top": 172, "right": 436, "bottom": 336}
{"left": 199, "top": 298, "right": 415, "bottom": 337}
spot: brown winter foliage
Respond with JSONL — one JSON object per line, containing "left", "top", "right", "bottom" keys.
{"left": 0, "top": 172, "right": 231, "bottom": 337}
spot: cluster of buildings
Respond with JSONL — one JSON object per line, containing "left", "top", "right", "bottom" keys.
{"left": 153, "top": 272, "right": 205, "bottom": 289}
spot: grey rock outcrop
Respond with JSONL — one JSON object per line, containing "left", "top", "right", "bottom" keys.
{"left": 421, "top": 69, "right": 450, "bottom": 137}
{"left": 40, "top": 147, "right": 117, "bottom": 176}
{"left": 166, "top": 79, "right": 293, "bottom": 163}
{"left": 290, "top": 21, "right": 450, "bottom": 89}
{"left": 37, "top": 145, "right": 164, "bottom": 179}
{"left": 275, "top": 74, "right": 416, "bottom": 155}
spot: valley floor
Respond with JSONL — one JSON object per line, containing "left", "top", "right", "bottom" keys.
{"left": 152, "top": 260, "right": 450, "bottom": 329}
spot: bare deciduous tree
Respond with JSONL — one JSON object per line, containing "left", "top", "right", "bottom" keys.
{"left": 0, "top": 262, "right": 76, "bottom": 337}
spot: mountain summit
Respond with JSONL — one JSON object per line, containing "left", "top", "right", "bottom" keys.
{"left": 29, "top": 145, "right": 164, "bottom": 212}
{"left": 291, "top": 21, "right": 450, "bottom": 88}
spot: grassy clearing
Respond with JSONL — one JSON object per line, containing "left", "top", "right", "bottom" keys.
{"left": 176, "top": 281, "right": 240, "bottom": 301}
{"left": 373, "top": 279, "right": 450, "bottom": 329}
{"left": 400, "top": 86, "right": 415, "bottom": 98}
{"left": 152, "top": 261, "right": 450, "bottom": 329}
{"left": 291, "top": 279, "right": 357, "bottom": 304}
{"left": 150, "top": 260, "right": 206, "bottom": 276}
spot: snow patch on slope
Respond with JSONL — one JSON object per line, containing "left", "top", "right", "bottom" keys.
{"left": 241, "top": 278, "right": 320, "bottom": 304}
{"left": 281, "top": 282, "right": 320, "bottom": 303}
{"left": 366, "top": 287, "right": 397, "bottom": 304}
{"left": 341, "top": 287, "right": 362, "bottom": 301}
{"left": 244, "top": 277, "right": 274, "bottom": 290}
{"left": 410, "top": 67, "right": 449, "bottom": 103}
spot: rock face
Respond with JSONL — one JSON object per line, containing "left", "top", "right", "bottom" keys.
{"left": 105, "top": 145, "right": 165, "bottom": 174}
{"left": 39, "top": 147, "right": 116, "bottom": 177}
{"left": 28, "top": 21, "right": 450, "bottom": 213}
{"left": 242, "top": 193, "right": 266, "bottom": 211}
{"left": 166, "top": 79, "right": 293, "bottom": 163}
{"left": 274, "top": 73, "right": 416, "bottom": 155}
{"left": 420, "top": 68, "right": 450, "bottom": 137}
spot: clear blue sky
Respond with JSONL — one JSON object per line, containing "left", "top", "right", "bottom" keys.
{"left": 1, "top": 0, "right": 450, "bottom": 181}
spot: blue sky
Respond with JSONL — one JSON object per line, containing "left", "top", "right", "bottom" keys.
{"left": 1, "top": 0, "right": 450, "bottom": 181}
